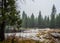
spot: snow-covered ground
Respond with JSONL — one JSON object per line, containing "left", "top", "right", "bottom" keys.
{"left": 4, "top": 28, "right": 52, "bottom": 39}
{"left": 5, "top": 29, "right": 39, "bottom": 39}
{"left": 5, "top": 28, "right": 60, "bottom": 43}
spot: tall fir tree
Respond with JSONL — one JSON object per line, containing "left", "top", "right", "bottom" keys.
{"left": 50, "top": 4, "right": 56, "bottom": 28}
{"left": 38, "top": 11, "right": 43, "bottom": 28}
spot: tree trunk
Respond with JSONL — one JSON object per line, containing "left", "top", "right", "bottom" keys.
{"left": 0, "top": 0, "right": 6, "bottom": 38}
{"left": 0, "top": 0, "right": 6, "bottom": 41}
{"left": 0, "top": 21, "right": 5, "bottom": 41}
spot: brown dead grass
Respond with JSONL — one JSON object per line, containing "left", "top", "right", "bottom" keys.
{"left": 4, "top": 36, "right": 42, "bottom": 43}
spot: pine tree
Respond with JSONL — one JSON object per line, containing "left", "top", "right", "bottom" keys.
{"left": 34, "top": 18, "right": 38, "bottom": 28}
{"left": 47, "top": 16, "right": 50, "bottom": 27}
{"left": 22, "top": 11, "right": 25, "bottom": 28}
{"left": 31, "top": 13, "right": 34, "bottom": 28}
{"left": 27, "top": 17, "right": 31, "bottom": 28}
{"left": 43, "top": 16, "right": 50, "bottom": 28}
{"left": 22, "top": 11, "right": 27, "bottom": 28}
{"left": 55, "top": 13, "right": 60, "bottom": 28}
{"left": 0, "top": 0, "right": 21, "bottom": 41}
{"left": 43, "top": 16, "right": 47, "bottom": 28}
{"left": 50, "top": 5, "right": 56, "bottom": 28}
{"left": 38, "top": 11, "right": 43, "bottom": 28}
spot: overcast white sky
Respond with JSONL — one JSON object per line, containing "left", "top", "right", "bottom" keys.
{"left": 16, "top": 0, "right": 60, "bottom": 17}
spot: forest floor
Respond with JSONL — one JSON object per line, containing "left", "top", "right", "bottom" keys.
{"left": 1, "top": 28, "right": 60, "bottom": 43}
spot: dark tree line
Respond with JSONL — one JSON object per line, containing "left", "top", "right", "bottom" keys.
{"left": 22, "top": 5, "right": 60, "bottom": 28}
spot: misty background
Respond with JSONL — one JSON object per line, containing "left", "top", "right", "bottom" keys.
{"left": 16, "top": 0, "right": 60, "bottom": 17}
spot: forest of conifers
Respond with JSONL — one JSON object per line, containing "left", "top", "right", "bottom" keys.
{"left": 22, "top": 5, "right": 60, "bottom": 28}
